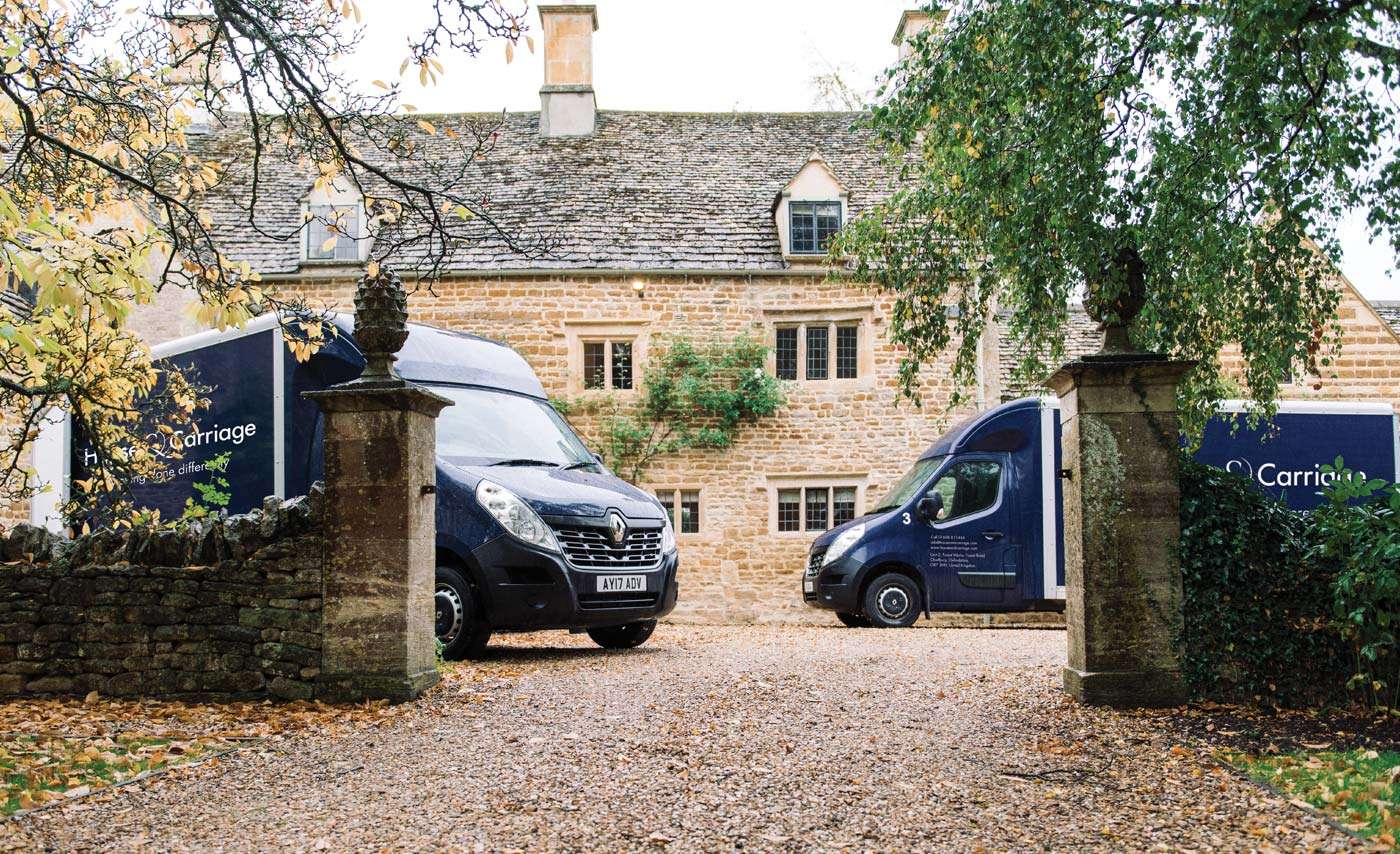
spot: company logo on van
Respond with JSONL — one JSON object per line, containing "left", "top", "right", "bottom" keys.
{"left": 1224, "top": 458, "right": 1362, "bottom": 489}
{"left": 607, "top": 511, "right": 627, "bottom": 544}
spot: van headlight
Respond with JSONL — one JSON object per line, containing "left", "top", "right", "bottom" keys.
{"left": 475, "top": 480, "right": 560, "bottom": 553}
{"left": 823, "top": 523, "right": 866, "bottom": 566}
{"left": 660, "top": 520, "right": 677, "bottom": 554}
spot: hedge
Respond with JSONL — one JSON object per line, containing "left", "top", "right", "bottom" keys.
{"left": 1179, "top": 459, "right": 1351, "bottom": 706}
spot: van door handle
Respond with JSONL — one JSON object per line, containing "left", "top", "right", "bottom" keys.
{"left": 982, "top": 530, "right": 1004, "bottom": 541}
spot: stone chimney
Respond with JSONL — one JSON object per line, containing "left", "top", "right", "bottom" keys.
{"left": 164, "top": 13, "right": 221, "bottom": 86}
{"left": 892, "top": 9, "right": 941, "bottom": 59}
{"left": 163, "top": 13, "right": 222, "bottom": 133}
{"left": 538, "top": 4, "right": 598, "bottom": 138}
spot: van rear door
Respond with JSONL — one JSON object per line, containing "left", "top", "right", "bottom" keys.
{"left": 923, "top": 454, "right": 1015, "bottom": 606}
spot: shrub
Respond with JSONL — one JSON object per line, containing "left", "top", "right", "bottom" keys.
{"left": 1311, "top": 460, "right": 1400, "bottom": 709}
{"left": 1179, "top": 458, "right": 1349, "bottom": 706}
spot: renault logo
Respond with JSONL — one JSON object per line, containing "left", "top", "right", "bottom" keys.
{"left": 607, "top": 512, "right": 627, "bottom": 545}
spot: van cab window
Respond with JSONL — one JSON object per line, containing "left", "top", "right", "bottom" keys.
{"left": 429, "top": 385, "right": 594, "bottom": 468}
{"left": 873, "top": 456, "right": 944, "bottom": 513}
{"left": 929, "top": 461, "right": 1002, "bottom": 523}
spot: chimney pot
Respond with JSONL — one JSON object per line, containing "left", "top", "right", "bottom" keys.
{"left": 538, "top": 4, "right": 598, "bottom": 138}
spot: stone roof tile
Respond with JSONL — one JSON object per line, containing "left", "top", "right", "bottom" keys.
{"left": 1371, "top": 301, "right": 1400, "bottom": 339}
{"left": 194, "top": 110, "right": 892, "bottom": 275}
{"left": 996, "top": 305, "right": 1102, "bottom": 401}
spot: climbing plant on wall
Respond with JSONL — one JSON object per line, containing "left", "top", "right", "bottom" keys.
{"left": 556, "top": 336, "right": 784, "bottom": 484}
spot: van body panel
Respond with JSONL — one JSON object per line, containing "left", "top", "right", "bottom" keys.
{"left": 438, "top": 461, "right": 663, "bottom": 521}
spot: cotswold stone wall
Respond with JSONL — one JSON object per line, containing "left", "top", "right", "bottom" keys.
{"left": 1218, "top": 282, "right": 1400, "bottom": 409}
{"left": 0, "top": 411, "right": 29, "bottom": 531}
{"left": 0, "top": 490, "right": 324, "bottom": 700}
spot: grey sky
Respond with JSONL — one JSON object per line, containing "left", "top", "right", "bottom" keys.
{"left": 352, "top": 0, "right": 1398, "bottom": 299}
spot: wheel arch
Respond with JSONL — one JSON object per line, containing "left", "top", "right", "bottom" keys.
{"left": 436, "top": 546, "right": 489, "bottom": 613}
{"left": 859, "top": 561, "right": 929, "bottom": 617}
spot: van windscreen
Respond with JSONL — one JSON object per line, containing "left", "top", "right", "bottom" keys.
{"left": 872, "top": 456, "right": 946, "bottom": 513}
{"left": 428, "top": 385, "right": 594, "bottom": 467}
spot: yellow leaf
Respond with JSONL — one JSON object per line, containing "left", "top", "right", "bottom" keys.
{"left": 505, "top": 42, "right": 514, "bottom": 64}
{"left": 320, "top": 236, "right": 338, "bottom": 252}
{"left": 366, "top": 260, "right": 380, "bottom": 277}
{"left": 417, "top": 119, "right": 437, "bottom": 135}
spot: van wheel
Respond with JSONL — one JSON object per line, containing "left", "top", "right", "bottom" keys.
{"left": 436, "top": 565, "right": 490, "bottom": 660}
{"left": 862, "top": 573, "right": 920, "bottom": 628}
{"left": 587, "top": 620, "right": 656, "bottom": 649}
{"left": 836, "top": 612, "right": 872, "bottom": 628}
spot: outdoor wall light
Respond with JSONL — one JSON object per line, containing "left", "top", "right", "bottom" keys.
{"left": 632, "top": 279, "right": 646, "bottom": 299}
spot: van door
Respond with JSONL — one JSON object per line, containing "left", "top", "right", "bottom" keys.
{"left": 922, "top": 456, "right": 1014, "bottom": 607}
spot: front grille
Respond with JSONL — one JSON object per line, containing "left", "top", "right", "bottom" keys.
{"left": 556, "top": 525, "right": 662, "bottom": 569}
{"left": 806, "top": 548, "right": 826, "bottom": 577}
{"left": 578, "top": 592, "right": 660, "bottom": 610}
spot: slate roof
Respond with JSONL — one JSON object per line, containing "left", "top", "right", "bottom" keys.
{"left": 996, "top": 305, "right": 1102, "bottom": 401}
{"left": 0, "top": 278, "right": 33, "bottom": 319}
{"left": 193, "top": 110, "right": 893, "bottom": 275}
{"left": 1371, "top": 301, "right": 1400, "bottom": 339}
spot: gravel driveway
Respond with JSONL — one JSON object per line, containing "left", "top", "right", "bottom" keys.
{"left": 12, "top": 625, "right": 1354, "bottom": 852}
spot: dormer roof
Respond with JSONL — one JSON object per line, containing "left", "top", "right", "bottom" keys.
{"left": 770, "top": 151, "right": 851, "bottom": 214}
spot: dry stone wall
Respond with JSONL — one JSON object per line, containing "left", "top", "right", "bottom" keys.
{"left": 0, "top": 489, "right": 325, "bottom": 701}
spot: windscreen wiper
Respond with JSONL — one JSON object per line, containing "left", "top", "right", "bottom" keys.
{"left": 488, "top": 458, "right": 560, "bottom": 467}
{"left": 561, "top": 459, "right": 596, "bottom": 471}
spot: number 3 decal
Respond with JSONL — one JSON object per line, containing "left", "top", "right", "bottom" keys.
{"left": 902, "top": 512, "right": 912, "bottom": 525}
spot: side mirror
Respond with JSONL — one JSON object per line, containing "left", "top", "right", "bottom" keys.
{"left": 917, "top": 491, "right": 944, "bottom": 522}
{"left": 594, "top": 452, "right": 606, "bottom": 465}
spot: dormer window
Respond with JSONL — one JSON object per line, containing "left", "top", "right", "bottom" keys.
{"left": 774, "top": 152, "right": 850, "bottom": 262}
{"left": 300, "top": 176, "right": 369, "bottom": 264}
{"left": 304, "top": 204, "right": 363, "bottom": 262}
{"left": 789, "top": 202, "right": 842, "bottom": 255}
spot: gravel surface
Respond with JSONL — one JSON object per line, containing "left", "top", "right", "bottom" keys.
{"left": 9, "top": 625, "right": 1357, "bottom": 852}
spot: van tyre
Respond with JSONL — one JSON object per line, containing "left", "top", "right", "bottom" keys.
{"left": 836, "top": 612, "right": 872, "bottom": 628}
{"left": 436, "top": 565, "right": 491, "bottom": 660}
{"left": 587, "top": 620, "right": 656, "bottom": 649}
{"left": 862, "top": 573, "right": 921, "bottom": 628}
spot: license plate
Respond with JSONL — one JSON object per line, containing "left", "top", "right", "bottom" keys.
{"left": 803, "top": 579, "right": 815, "bottom": 593}
{"left": 597, "top": 574, "right": 646, "bottom": 593}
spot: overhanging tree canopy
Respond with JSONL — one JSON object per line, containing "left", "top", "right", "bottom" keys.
{"left": 835, "top": 0, "right": 1399, "bottom": 430}
{"left": 0, "top": 0, "right": 531, "bottom": 515}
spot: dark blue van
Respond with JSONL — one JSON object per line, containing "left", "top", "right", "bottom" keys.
{"left": 804, "top": 398, "right": 1066, "bottom": 627}
{"left": 804, "top": 395, "right": 1400, "bottom": 627}
{"left": 32, "top": 314, "right": 679, "bottom": 658}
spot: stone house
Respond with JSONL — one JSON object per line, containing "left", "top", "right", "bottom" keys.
{"left": 5, "top": 5, "right": 1400, "bottom": 622}
{"left": 158, "top": 5, "right": 997, "bottom": 624}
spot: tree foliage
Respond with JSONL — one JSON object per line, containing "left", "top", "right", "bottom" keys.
{"left": 835, "top": 0, "right": 1399, "bottom": 430}
{"left": 0, "top": 0, "right": 529, "bottom": 515}
{"left": 557, "top": 336, "right": 784, "bottom": 484}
